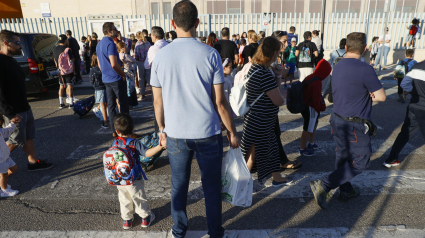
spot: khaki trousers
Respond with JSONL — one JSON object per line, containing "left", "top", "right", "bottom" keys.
{"left": 117, "top": 179, "right": 151, "bottom": 220}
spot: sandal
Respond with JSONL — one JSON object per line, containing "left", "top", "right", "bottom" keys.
{"left": 281, "top": 161, "right": 302, "bottom": 171}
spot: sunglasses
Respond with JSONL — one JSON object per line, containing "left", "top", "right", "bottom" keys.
{"left": 6, "top": 40, "right": 21, "bottom": 45}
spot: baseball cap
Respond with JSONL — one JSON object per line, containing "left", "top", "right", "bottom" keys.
{"left": 58, "top": 34, "right": 67, "bottom": 43}
{"left": 291, "top": 37, "right": 297, "bottom": 42}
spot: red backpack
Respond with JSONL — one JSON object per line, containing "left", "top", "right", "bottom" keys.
{"left": 410, "top": 25, "right": 418, "bottom": 35}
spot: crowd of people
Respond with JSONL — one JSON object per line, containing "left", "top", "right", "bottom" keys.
{"left": 0, "top": 0, "right": 424, "bottom": 237}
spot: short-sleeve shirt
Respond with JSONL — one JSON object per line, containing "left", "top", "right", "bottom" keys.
{"left": 297, "top": 40, "right": 318, "bottom": 68}
{"left": 96, "top": 36, "right": 121, "bottom": 83}
{"left": 150, "top": 38, "right": 225, "bottom": 139}
{"left": 288, "top": 33, "right": 298, "bottom": 43}
{"left": 67, "top": 37, "right": 80, "bottom": 59}
{"left": 214, "top": 40, "right": 239, "bottom": 65}
{"left": 332, "top": 58, "right": 383, "bottom": 120}
{"left": 246, "top": 64, "right": 279, "bottom": 115}
{"left": 378, "top": 34, "right": 391, "bottom": 47}
{"left": 398, "top": 58, "right": 418, "bottom": 72}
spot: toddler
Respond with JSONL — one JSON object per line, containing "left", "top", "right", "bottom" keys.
{"left": 0, "top": 115, "right": 21, "bottom": 197}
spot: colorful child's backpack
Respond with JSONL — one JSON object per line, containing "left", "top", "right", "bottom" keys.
{"left": 394, "top": 59, "right": 413, "bottom": 79}
{"left": 73, "top": 96, "right": 95, "bottom": 118}
{"left": 139, "top": 132, "right": 164, "bottom": 170}
{"left": 103, "top": 137, "right": 147, "bottom": 186}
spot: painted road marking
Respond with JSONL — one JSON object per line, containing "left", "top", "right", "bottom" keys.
{"left": 1, "top": 227, "right": 422, "bottom": 238}
{"left": 22, "top": 170, "right": 425, "bottom": 201}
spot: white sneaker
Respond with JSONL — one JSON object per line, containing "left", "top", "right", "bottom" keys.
{"left": 1, "top": 188, "right": 19, "bottom": 197}
{"left": 136, "top": 87, "right": 141, "bottom": 94}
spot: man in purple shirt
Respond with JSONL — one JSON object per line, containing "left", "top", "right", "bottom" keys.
{"left": 96, "top": 22, "right": 129, "bottom": 137}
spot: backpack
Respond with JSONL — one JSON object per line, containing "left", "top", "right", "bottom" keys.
{"left": 410, "top": 25, "right": 418, "bottom": 35}
{"left": 73, "top": 96, "right": 95, "bottom": 118}
{"left": 103, "top": 137, "right": 147, "bottom": 186}
{"left": 139, "top": 132, "right": 164, "bottom": 170}
{"left": 333, "top": 50, "right": 346, "bottom": 67}
{"left": 298, "top": 42, "right": 312, "bottom": 63}
{"left": 90, "top": 66, "right": 104, "bottom": 89}
{"left": 58, "top": 48, "right": 74, "bottom": 75}
{"left": 394, "top": 59, "right": 413, "bottom": 79}
{"left": 286, "top": 76, "right": 321, "bottom": 114}
{"left": 229, "top": 63, "right": 264, "bottom": 116}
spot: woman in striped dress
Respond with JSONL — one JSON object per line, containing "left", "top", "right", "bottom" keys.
{"left": 241, "top": 37, "right": 293, "bottom": 186}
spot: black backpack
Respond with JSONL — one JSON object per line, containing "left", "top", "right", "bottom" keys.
{"left": 286, "top": 76, "right": 321, "bottom": 114}
{"left": 89, "top": 66, "right": 104, "bottom": 89}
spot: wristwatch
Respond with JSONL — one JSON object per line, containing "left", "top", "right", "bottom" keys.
{"left": 158, "top": 130, "right": 165, "bottom": 134}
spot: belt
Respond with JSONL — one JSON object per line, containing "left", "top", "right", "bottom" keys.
{"left": 334, "top": 113, "right": 377, "bottom": 136}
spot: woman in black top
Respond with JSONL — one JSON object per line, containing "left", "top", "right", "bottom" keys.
{"left": 90, "top": 32, "right": 98, "bottom": 57}
{"left": 241, "top": 30, "right": 259, "bottom": 66}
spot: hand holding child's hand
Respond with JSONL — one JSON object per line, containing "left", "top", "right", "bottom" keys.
{"left": 159, "top": 138, "right": 167, "bottom": 149}
{"left": 11, "top": 117, "right": 21, "bottom": 124}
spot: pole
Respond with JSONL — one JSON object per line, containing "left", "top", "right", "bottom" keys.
{"left": 320, "top": 0, "right": 326, "bottom": 51}
{"left": 378, "top": 0, "right": 391, "bottom": 73}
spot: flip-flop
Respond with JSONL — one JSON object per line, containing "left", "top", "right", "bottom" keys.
{"left": 280, "top": 161, "right": 302, "bottom": 171}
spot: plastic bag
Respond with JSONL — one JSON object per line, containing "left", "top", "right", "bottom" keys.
{"left": 221, "top": 147, "right": 253, "bottom": 207}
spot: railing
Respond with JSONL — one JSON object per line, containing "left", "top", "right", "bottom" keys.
{"left": 1, "top": 12, "right": 425, "bottom": 50}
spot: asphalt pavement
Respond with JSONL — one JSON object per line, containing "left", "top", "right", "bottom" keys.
{"left": 1, "top": 69, "right": 425, "bottom": 238}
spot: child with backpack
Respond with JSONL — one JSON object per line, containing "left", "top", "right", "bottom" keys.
{"left": 106, "top": 113, "right": 165, "bottom": 229}
{"left": 117, "top": 42, "right": 139, "bottom": 108}
{"left": 283, "top": 37, "right": 298, "bottom": 89}
{"left": 370, "top": 37, "right": 379, "bottom": 66}
{"left": 394, "top": 49, "right": 417, "bottom": 104}
{"left": 404, "top": 19, "right": 419, "bottom": 49}
{"left": 222, "top": 58, "right": 234, "bottom": 102}
{"left": 298, "top": 59, "right": 331, "bottom": 156}
{"left": 0, "top": 115, "right": 21, "bottom": 197}
{"left": 89, "top": 53, "right": 109, "bottom": 129}
{"left": 53, "top": 34, "right": 76, "bottom": 109}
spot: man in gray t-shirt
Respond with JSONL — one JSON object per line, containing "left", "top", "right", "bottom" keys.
{"left": 150, "top": 1, "right": 239, "bottom": 237}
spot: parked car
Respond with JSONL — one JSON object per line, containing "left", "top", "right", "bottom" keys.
{"left": 13, "top": 33, "right": 60, "bottom": 94}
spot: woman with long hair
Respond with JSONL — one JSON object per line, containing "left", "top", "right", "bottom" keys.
{"left": 241, "top": 37, "right": 293, "bottom": 186}
{"left": 241, "top": 30, "right": 260, "bottom": 66}
{"left": 134, "top": 31, "right": 152, "bottom": 100}
{"left": 90, "top": 32, "right": 98, "bottom": 57}
{"left": 206, "top": 32, "right": 217, "bottom": 47}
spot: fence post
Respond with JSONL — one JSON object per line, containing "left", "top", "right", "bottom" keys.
{"left": 208, "top": 14, "right": 211, "bottom": 35}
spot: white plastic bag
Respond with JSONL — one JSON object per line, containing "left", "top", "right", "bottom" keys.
{"left": 221, "top": 147, "right": 253, "bottom": 207}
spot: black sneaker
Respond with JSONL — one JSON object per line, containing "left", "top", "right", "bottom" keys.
{"left": 310, "top": 180, "right": 328, "bottom": 209}
{"left": 28, "top": 160, "right": 54, "bottom": 172}
{"left": 68, "top": 104, "right": 74, "bottom": 109}
{"left": 338, "top": 188, "right": 360, "bottom": 203}
{"left": 59, "top": 104, "right": 66, "bottom": 109}
{"left": 101, "top": 122, "right": 110, "bottom": 129}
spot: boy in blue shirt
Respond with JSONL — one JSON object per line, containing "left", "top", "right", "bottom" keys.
{"left": 394, "top": 49, "right": 417, "bottom": 103}
{"left": 112, "top": 113, "right": 165, "bottom": 229}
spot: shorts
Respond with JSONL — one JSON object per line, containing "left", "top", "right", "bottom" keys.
{"left": 59, "top": 73, "right": 75, "bottom": 86}
{"left": 287, "top": 63, "right": 297, "bottom": 74}
{"left": 3, "top": 110, "right": 35, "bottom": 146}
{"left": 370, "top": 53, "right": 377, "bottom": 61}
{"left": 95, "top": 89, "right": 107, "bottom": 103}
{"left": 406, "top": 34, "right": 414, "bottom": 43}
{"left": 0, "top": 158, "right": 16, "bottom": 174}
{"left": 301, "top": 106, "right": 320, "bottom": 133}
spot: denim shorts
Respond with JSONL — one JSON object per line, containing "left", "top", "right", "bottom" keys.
{"left": 95, "top": 90, "right": 107, "bottom": 103}
{"left": 3, "top": 110, "right": 36, "bottom": 146}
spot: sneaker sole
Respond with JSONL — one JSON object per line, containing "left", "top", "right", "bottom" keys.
{"left": 299, "top": 152, "right": 315, "bottom": 157}
{"left": 122, "top": 225, "right": 132, "bottom": 230}
{"left": 28, "top": 164, "right": 54, "bottom": 172}
{"left": 310, "top": 181, "right": 327, "bottom": 209}
{"left": 383, "top": 162, "right": 400, "bottom": 168}
{"left": 141, "top": 213, "right": 155, "bottom": 228}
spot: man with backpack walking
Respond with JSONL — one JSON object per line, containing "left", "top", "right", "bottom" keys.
{"left": 97, "top": 22, "right": 129, "bottom": 138}
{"left": 295, "top": 31, "right": 319, "bottom": 82}
{"left": 310, "top": 33, "right": 386, "bottom": 209}
{"left": 0, "top": 30, "right": 54, "bottom": 172}
{"left": 393, "top": 49, "right": 417, "bottom": 103}
{"left": 53, "top": 34, "right": 76, "bottom": 109}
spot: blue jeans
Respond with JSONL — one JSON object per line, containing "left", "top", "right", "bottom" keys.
{"left": 167, "top": 134, "right": 224, "bottom": 238}
{"left": 374, "top": 46, "right": 390, "bottom": 67}
{"left": 104, "top": 79, "right": 129, "bottom": 134}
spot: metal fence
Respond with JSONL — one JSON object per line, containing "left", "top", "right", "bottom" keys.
{"left": 1, "top": 12, "right": 425, "bottom": 50}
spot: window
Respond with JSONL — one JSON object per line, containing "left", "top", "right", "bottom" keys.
{"left": 163, "top": 2, "right": 171, "bottom": 16}
{"left": 310, "top": 0, "right": 323, "bottom": 14}
{"left": 334, "top": 0, "right": 349, "bottom": 14}
{"left": 373, "top": 0, "right": 386, "bottom": 14}
{"left": 295, "top": 0, "right": 304, "bottom": 13}
{"left": 349, "top": 0, "right": 361, "bottom": 14}
{"left": 228, "top": 0, "right": 243, "bottom": 14}
{"left": 251, "top": 0, "right": 262, "bottom": 14}
{"left": 283, "top": 0, "right": 296, "bottom": 14}
{"left": 270, "top": 0, "right": 282, "bottom": 13}
{"left": 151, "top": 2, "right": 159, "bottom": 16}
